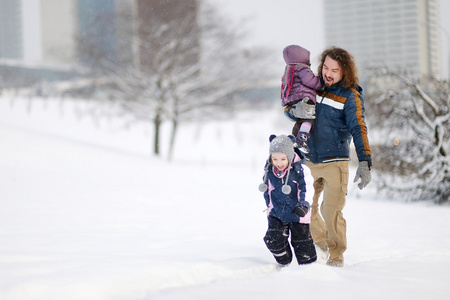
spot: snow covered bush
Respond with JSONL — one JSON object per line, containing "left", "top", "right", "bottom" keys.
{"left": 367, "top": 68, "right": 449, "bottom": 204}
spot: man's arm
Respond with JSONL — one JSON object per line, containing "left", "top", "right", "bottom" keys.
{"left": 345, "top": 88, "right": 372, "bottom": 165}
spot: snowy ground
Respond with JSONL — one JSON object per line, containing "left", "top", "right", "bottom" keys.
{"left": 1, "top": 97, "right": 449, "bottom": 300}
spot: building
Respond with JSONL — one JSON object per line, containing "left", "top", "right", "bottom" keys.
{"left": 77, "top": 0, "right": 118, "bottom": 66}
{"left": 40, "top": 0, "right": 77, "bottom": 65}
{"left": 0, "top": 0, "right": 198, "bottom": 88}
{"left": 135, "top": 0, "right": 199, "bottom": 73}
{"left": 0, "top": 0, "right": 23, "bottom": 60}
{"left": 323, "top": 0, "right": 443, "bottom": 80}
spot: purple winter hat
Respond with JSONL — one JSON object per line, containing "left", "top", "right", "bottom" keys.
{"left": 283, "top": 44, "right": 311, "bottom": 65}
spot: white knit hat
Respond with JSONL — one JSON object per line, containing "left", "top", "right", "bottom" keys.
{"left": 259, "top": 134, "right": 296, "bottom": 194}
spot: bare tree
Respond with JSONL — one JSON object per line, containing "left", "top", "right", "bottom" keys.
{"left": 160, "top": 3, "right": 274, "bottom": 160}
{"left": 81, "top": 0, "right": 274, "bottom": 159}
{"left": 367, "top": 67, "right": 449, "bottom": 203}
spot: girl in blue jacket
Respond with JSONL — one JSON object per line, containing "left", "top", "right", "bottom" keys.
{"left": 259, "top": 134, "right": 317, "bottom": 266}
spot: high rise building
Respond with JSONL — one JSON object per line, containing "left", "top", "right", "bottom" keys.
{"left": 40, "top": 0, "right": 77, "bottom": 65}
{"left": 0, "top": 0, "right": 199, "bottom": 87}
{"left": 0, "top": 0, "right": 23, "bottom": 59}
{"left": 135, "top": 0, "right": 199, "bottom": 73}
{"left": 0, "top": 0, "right": 77, "bottom": 66}
{"left": 77, "top": 0, "right": 118, "bottom": 66}
{"left": 323, "top": 0, "right": 442, "bottom": 80}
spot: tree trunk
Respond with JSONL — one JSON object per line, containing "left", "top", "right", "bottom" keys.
{"left": 154, "top": 113, "right": 161, "bottom": 156}
{"left": 167, "top": 117, "right": 178, "bottom": 162}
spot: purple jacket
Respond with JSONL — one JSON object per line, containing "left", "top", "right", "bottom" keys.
{"left": 281, "top": 45, "right": 323, "bottom": 106}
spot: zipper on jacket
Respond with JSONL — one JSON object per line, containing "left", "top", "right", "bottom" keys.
{"left": 313, "top": 92, "right": 327, "bottom": 159}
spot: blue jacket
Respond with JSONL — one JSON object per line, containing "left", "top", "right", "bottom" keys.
{"left": 263, "top": 154, "right": 312, "bottom": 223}
{"left": 307, "top": 82, "right": 372, "bottom": 166}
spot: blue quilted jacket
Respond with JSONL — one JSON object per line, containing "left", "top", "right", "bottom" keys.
{"left": 263, "top": 154, "right": 311, "bottom": 223}
{"left": 307, "top": 82, "right": 372, "bottom": 166}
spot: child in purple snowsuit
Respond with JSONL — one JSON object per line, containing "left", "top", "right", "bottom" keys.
{"left": 281, "top": 44, "right": 323, "bottom": 153}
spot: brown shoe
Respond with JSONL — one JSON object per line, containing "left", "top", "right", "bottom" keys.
{"left": 326, "top": 259, "right": 344, "bottom": 267}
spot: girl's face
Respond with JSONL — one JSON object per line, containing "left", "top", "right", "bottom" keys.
{"left": 271, "top": 152, "right": 289, "bottom": 172}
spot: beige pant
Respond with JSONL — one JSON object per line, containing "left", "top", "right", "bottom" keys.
{"left": 306, "top": 160, "right": 349, "bottom": 262}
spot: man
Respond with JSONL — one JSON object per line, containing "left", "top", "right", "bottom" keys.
{"left": 293, "top": 47, "right": 372, "bottom": 267}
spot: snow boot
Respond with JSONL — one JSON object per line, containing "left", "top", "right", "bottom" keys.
{"left": 296, "top": 132, "right": 310, "bottom": 153}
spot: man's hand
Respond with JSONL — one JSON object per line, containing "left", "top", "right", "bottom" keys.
{"left": 353, "top": 161, "right": 371, "bottom": 190}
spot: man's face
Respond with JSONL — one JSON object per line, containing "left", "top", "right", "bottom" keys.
{"left": 322, "top": 55, "right": 343, "bottom": 87}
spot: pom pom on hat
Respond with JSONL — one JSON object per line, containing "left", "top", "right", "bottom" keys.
{"left": 258, "top": 183, "right": 268, "bottom": 192}
{"left": 281, "top": 185, "right": 292, "bottom": 194}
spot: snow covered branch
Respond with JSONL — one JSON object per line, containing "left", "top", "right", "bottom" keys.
{"left": 367, "top": 67, "right": 449, "bottom": 203}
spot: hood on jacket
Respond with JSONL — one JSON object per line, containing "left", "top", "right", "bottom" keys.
{"left": 283, "top": 45, "right": 310, "bottom": 65}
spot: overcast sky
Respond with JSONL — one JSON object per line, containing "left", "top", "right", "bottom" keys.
{"left": 19, "top": 0, "right": 450, "bottom": 78}
{"left": 212, "top": 0, "right": 324, "bottom": 71}
{"left": 213, "top": 0, "right": 450, "bottom": 79}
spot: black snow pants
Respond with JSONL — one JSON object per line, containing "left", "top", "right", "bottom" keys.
{"left": 263, "top": 216, "right": 317, "bottom": 265}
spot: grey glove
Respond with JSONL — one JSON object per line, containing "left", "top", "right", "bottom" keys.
{"left": 290, "top": 97, "right": 316, "bottom": 119}
{"left": 353, "top": 161, "right": 371, "bottom": 190}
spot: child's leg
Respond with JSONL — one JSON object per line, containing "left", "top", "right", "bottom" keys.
{"left": 290, "top": 223, "right": 317, "bottom": 265}
{"left": 292, "top": 120, "right": 302, "bottom": 137}
{"left": 263, "top": 216, "right": 293, "bottom": 265}
{"left": 295, "top": 120, "right": 311, "bottom": 153}
{"left": 299, "top": 121, "right": 312, "bottom": 134}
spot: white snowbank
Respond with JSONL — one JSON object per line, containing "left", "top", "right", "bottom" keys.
{"left": 0, "top": 97, "right": 448, "bottom": 300}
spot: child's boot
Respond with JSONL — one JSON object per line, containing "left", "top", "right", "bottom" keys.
{"left": 296, "top": 132, "right": 310, "bottom": 153}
